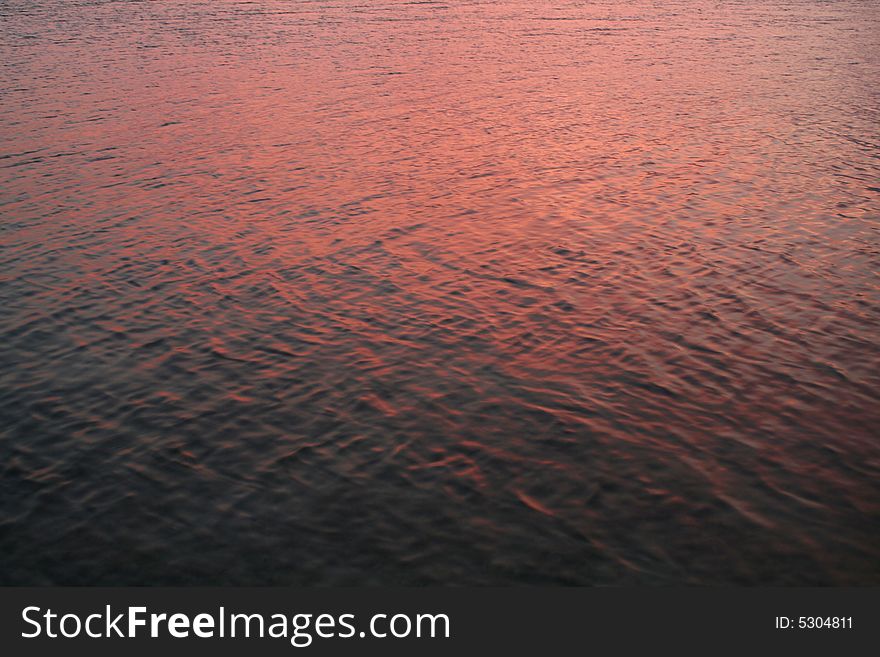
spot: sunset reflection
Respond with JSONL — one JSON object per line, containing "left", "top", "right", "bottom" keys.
{"left": 1, "top": 0, "right": 878, "bottom": 585}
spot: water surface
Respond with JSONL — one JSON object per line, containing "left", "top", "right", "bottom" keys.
{"left": 1, "top": 0, "right": 879, "bottom": 584}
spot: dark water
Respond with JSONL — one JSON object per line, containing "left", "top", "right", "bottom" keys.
{"left": 1, "top": 0, "right": 879, "bottom": 585}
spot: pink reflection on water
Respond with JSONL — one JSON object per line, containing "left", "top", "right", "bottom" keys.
{"left": 1, "top": 0, "right": 879, "bottom": 584}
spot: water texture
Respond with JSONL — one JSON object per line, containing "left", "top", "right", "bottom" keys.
{"left": 1, "top": 0, "right": 878, "bottom": 585}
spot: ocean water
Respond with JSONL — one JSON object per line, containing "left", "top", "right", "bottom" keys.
{"left": 1, "top": 0, "right": 878, "bottom": 585}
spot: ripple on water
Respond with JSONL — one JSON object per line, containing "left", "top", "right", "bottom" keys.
{"left": 0, "top": 0, "right": 879, "bottom": 585}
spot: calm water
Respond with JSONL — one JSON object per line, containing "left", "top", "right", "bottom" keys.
{"left": 1, "top": 0, "right": 879, "bottom": 585}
